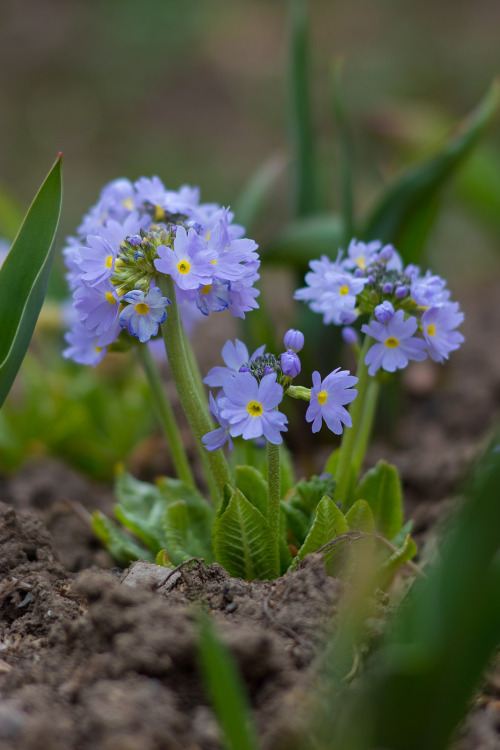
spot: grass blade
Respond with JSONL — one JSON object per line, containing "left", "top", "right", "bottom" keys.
{"left": 0, "top": 155, "right": 63, "bottom": 408}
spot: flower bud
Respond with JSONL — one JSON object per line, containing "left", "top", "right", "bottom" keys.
{"left": 382, "top": 282, "right": 393, "bottom": 294}
{"left": 379, "top": 244, "right": 394, "bottom": 262}
{"left": 375, "top": 300, "right": 395, "bottom": 323}
{"left": 238, "top": 365, "right": 251, "bottom": 373}
{"left": 395, "top": 284, "right": 408, "bottom": 299}
{"left": 283, "top": 328, "right": 304, "bottom": 352}
{"left": 342, "top": 326, "right": 359, "bottom": 346}
{"left": 280, "top": 350, "right": 301, "bottom": 378}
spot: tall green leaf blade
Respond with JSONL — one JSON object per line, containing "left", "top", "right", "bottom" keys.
{"left": 234, "top": 154, "right": 286, "bottom": 232}
{"left": 363, "top": 81, "right": 500, "bottom": 261}
{"left": 213, "top": 488, "right": 279, "bottom": 581}
{"left": 264, "top": 214, "right": 343, "bottom": 266}
{"left": 0, "top": 155, "right": 62, "bottom": 408}
{"left": 355, "top": 460, "right": 403, "bottom": 540}
{"left": 198, "top": 613, "right": 259, "bottom": 750}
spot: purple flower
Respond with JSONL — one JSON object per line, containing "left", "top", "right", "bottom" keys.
{"left": 119, "top": 286, "right": 171, "bottom": 343}
{"left": 154, "top": 226, "right": 216, "bottom": 291}
{"left": 342, "top": 326, "right": 359, "bottom": 346}
{"left": 422, "top": 303, "right": 464, "bottom": 362}
{"left": 204, "top": 339, "right": 265, "bottom": 389}
{"left": 73, "top": 281, "right": 122, "bottom": 342}
{"left": 202, "top": 393, "right": 234, "bottom": 452}
{"left": 362, "top": 310, "right": 427, "bottom": 375}
{"left": 218, "top": 372, "right": 288, "bottom": 444}
{"left": 306, "top": 369, "right": 358, "bottom": 434}
{"left": 281, "top": 350, "right": 301, "bottom": 378}
{"left": 410, "top": 271, "right": 450, "bottom": 307}
{"left": 342, "top": 239, "right": 381, "bottom": 272}
{"left": 77, "top": 235, "right": 117, "bottom": 286}
{"left": 283, "top": 329, "right": 304, "bottom": 352}
{"left": 63, "top": 321, "right": 107, "bottom": 367}
{"left": 375, "top": 300, "right": 395, "bottom": 324}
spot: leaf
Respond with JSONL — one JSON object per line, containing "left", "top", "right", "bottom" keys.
{"left": 162, "top": 500, "right": 214, "bottom": 564}
{"left": 234, "top": 154, "right": 286, "bottom": 232}
{"left": 345, "top": 499, "right": 375, "bottom": 533}
{"left": 355, "top": 460, "right": 403, "bottom": 540}
{"left": 213, "top": 488, "right": 279, "bottom": 581}
{"left": 363, "top": 81, "right": 500, "bottom": 261}
{"left": 282, "top": 473, "right": 337, "bottom": 548}
{"left": 264, "top": 214, "right": 343, "bottom": 267}
{"left": 297, "top": 496, "right": 348, "bottom": 566}
{"left": 198, "top": 613, "right": 258, "bottom": 750}
{"left": 0, "top": 155, "right": 62, "bottom": 409}
{"left": 0, "top": 181, "right": 23, "bottom": 240}
{"left": 114, "top": 467, "right": 168, "bottom": 553}
{"left": 235, "top": 465, "right": 268, "bottom": 517}
{"left": 92, "top": 510, "right": 154, "bottom": 566}
{"left": 157, "top": 475, "right": 215, "bottom": 549}
{"left": 380, "top": 533, "right": 418, "bottom": 583}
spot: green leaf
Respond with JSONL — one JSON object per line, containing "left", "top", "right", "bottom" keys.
{"left": 264, "top": 214, "right": 343, "bottom": 267}
{"left": 198, "top": 613, "right": 258, "bottom": 750}
{"left": 234, "top": 154, "right": 286, "bottom": 232}
{"left": 157, "top": 475, "right": 215, "bottom": 550}
{"left": 162, "top": 500, "right": 214, "bottom": 564}
{"left": 282, "top": 473, "right": 337, "bottom": 548}
{"left": 0, "top": 181, "right": 23, "bottom": 240}
{"left": 297, "top": 496, "right": 348, "bottom": 566}
{"left": 0, "top": 155, "right": 62, "bottom": 409}
{"left": 114, "top": 466, "right": 168, "bottom": 553}
{"left": 345, "top": 499, "right": 375, "bottom": 533}
{"left": 355, "top": 460, "right": 403, "bottom": 540}
{"left": 363, "top": 81, "right": 500, "bottom": 261}
{"left": 235, "top": 465, "right": 268, "bottom": 517}
{"left": 380, "top": 533, "right": 418, "bottom": 583}
{"left": 92, "top": 510, "right": 154, "bottom": 566}
{"left": 213, "top": 488, "right": 279, "bottom": 581}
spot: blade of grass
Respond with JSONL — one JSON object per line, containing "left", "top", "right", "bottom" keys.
{"left": 198, "top": 613, "right": 259, "bottom": 750}
{"left": 331, "top": 59, "right": 355, "bottom": 244}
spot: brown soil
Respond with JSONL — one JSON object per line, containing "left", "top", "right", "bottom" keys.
{"left": 1, "top": 282, "right": 500, "bottom": 749}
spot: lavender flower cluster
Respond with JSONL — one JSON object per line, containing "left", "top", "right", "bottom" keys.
{"left": 62, "top": 177, "right": 260, "bottom": 365}
{"left": 295, "top": 239, "right": 464, "bottom": 375}
{"left": 202, "top": 331, "right": 358, "bottom": 449}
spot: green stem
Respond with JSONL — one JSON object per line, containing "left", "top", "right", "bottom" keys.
{"left": 351, "top": 378, "right": 379, "bottom": 480}
{"left": 266, "top": 440, "right": 281, "bottom": 574}
{"left": 334, "top": 333, "right": 373, "bottom": 508}
{"left": 158, "top": 276, "right": 233, "bottom": 504}
{"left": 135, "top": 343, "right": 196, "bottom": 488}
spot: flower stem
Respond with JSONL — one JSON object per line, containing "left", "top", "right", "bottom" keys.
{"left": 266, "top": 440, "right": 281, "bottom": 573}
{"left": 135, "top": 343, "right": 196, "bottom": 489}
{"left": 157, "top": 276, "right": 233, "bottom": 504}
{"left": 351, "top": 377, "right": 379, "bottom": 480}
{"left": 334, "top": 332, "right": 373, "bottom": 508}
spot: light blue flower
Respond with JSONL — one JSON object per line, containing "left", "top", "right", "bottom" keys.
{"left": 422, "top": 303, "right": 464, "bottom": 362}
{"left": 362, "top": 310, "right": 427, "bottom": 375}
{"left": 204, "top": 339, "right": 265, "bottom": 389}
{"left": 119, "top": 286, "right": 171, "bottom": 343}
{"left": 218, "top": 372, "right": 287, "bottom": 444}
{"left": 306, "top": 369, "right": 358, "bottom": 434}
{"left": 202, "top": 393, "right": 233, "bottom": 452}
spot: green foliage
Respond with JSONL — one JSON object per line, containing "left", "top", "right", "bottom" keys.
{"left": 92, "top": 510, "right": 154, "bottom": 566}
{"left": 353, "top": 460, "right": 403, "bottom": 541}
{"left": 281, "top": 473, "right": 336, "bottom": 548}
{"left": 296, "top": 495, "right": 348, "bottom": 569}
{"left": 114, "top": 467, "right": 169, "bottom": 554}
{"left": 198, "top": 613, "right": 258, "bottom": 750}
{"left": 235, "top": 464, "right": 268, "bottom": 517}
{"left": 213, "top": 487, "right": 280, "bottom": 581}
{"left": 345, "top": 500, "right": 375, "bottom": 534}
{"left": 0, "top": 156, "right": 62, "bottom": 409}
{"left": 163, "top": 500, "right": 214, "bottom": 564}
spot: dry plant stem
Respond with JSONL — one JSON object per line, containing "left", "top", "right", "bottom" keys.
{"left": 135, "top": 342, "right": 196, "bottom": 489}
{"left": 158, "top": 276, "right": 233, "bottom": 505}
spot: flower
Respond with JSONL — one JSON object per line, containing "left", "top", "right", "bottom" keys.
{"left": 362, "top": 310, "right": 427, "bottom": 375}
{"left": 280, "top": 350, "right": 301, "bottom": 378}
{"left": 306, "top": 369, "right": 358, "bottom": 434}
{"left": 283, "top": 329, "right": 304, "bottom": 352}
{"left": 119, "top": 286, "right": 171, "bottom": 343}
{"left": 218, "top": 372, "right": 288, "bottom": 444}
{"left": 422, "top": 302, "right": 464, "bottom": 362}
{"left": 154, "top": 226, "right": 215, "bottom": 291}
{"left": 202, "top": 393, "right": 233, "bottom": 452}
{"left": 204, "top": 339, "right": 265, "bottom": 389}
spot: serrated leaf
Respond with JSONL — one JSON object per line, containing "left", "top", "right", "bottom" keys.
{"left": 92, "top": 510, "right": 154, "bottom": 566}
{"left": 235, "top": 465, "right": 268, "bottom": 517}
{"left": 162, "top": 500, "right": 214, "bottom": 564}
{"left": 213, "top": 488, "right": 279, "bottom": 581}
{"left": 297, "top": 496, "right": 348, "bottom": 566}
{"left": 280, "top": 500, "right": 311, "bottom": 548}
{"left": 345, "top": 499, "right": 375, "bottom": 533}
{"left": 355, "top": 460, "right": 403, "bottom": 540}
{"left": 114, "top": 467, "right": 168, "bottom": 553}
{"left": 157, "top": 475, "right": 215, "bottom": 549}
{"left": 0, "top": 155, "right": 62, "bottom": 409}
{"left": 363, "top": 82, "right": 500, "bottom": 262}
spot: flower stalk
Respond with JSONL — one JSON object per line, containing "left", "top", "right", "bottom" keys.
{"left": 266, "top": 440, "right": 281, "bottom": 575}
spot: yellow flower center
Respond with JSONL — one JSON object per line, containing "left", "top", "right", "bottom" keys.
{"left": 339, "top": 285, "right": 349, "bottom": 296}
{"left": 356, "top": 257, "right": 366, "bottom": 270}
{"left": 177, "top": 260, "right": 191, "bottom": 275}
{"left": 122, "top": 198, "right": 134, "bottom": 210}
{"left": 317, "top": 390, "right": 328, "bottom": 405}
{"left": 135, "top": 302, "right": 150, "bottom": 315}
{"left": 426, "top": 324, "right": 436, "bottom": 337}
{"left": 201, "top": 284, "right": 212, "bottom": 295}
{"left": 154, "top": 205, "right": 165, "bottom": 222}
{"left": 105, "top": 292, "right": 116, "bottom": 305}
{"left": 385, "top": 337, "right": 399, "bottom": 348}
{"left": 95, "top": 345, "right": 103, "bottom": 353}
{"left": 247, "top": 401, "right": 263, "bottom": 417}
{"left": 105, "top": 255, "right": 114, "bottom": 269}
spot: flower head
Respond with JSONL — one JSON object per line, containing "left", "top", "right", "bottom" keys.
{"left": 218, "top": 372, "right": 288, "bottom": 444}
{"left": 422, "top": 302, "right": 464, "bottom": 362}
{"left": 362, "top": 310, "right": 427, "bottom": 375}
{"left": 119, "top": 286, "right": 171, "bottom": 343}
{"left": 204, "top": 339, "right": 265, "bottom": 389}
{"left": 202, "top": 393, "right": 234, "bottom": 452}
{"left": 306, "top": 369, "right": 358, "bottom": 434}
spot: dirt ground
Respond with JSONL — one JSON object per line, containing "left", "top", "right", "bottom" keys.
{"left": 1, "top": 282, "right": 500, "bottom": 749}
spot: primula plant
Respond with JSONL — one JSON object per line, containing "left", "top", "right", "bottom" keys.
{"left": 61, "top": 174, "right": 463, "bottom": 583}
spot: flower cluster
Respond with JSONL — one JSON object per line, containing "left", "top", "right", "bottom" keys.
{"left": 62, "top": 177, "right": 260, "bottom": 365}
{"left": 295, "top": 239, "right": 464, "bottom": 375}
{"left": 202, "top": 331, "right": 358, "bottom": 449}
